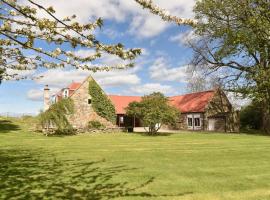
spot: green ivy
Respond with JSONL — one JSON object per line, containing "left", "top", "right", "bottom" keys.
{"left": 39, "top": 98, "right": 74, "bottom": 132}
{"left": 88, "top": 79, "right": 116, "bottom": 123}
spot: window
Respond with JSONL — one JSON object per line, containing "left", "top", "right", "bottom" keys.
{"left": 88, "top": 99, "right": 92, "bottom": 104}
{"left": 194, "top": 118, "right": 201, "bottom": 127}
{"left": 188, "top": 118, "right": 193, "bottom": 127}
{"left": 119, "top": 116, "right": 124, "bottom": 123}
{"left": 63, "top": 89, "right": 69, "bottom": 98}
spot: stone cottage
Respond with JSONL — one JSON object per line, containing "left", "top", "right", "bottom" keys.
{"left": 44, "top": 76, "right": 239, "bottom": 132}
{"left": 44, "top": 76, "right": 114, "bottom": 129}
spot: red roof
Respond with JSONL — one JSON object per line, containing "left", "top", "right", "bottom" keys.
{"left": 68, "top": 82, "right": 81, "bottom": 90}
{"left": 169, "top": 90, "right": 215, "bottom": 113}
{"left": 108, "top": 95, "right": 142, "bottom": 114}
{"left": 53, "top": 79, "right": 215, "bottom": 114}
{"left": 109, "top": 91, "right": 215, "bottom": 114}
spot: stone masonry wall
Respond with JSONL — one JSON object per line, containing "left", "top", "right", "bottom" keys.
{"left": 205, "top": 89, "right": 239, "bottom": 132}
{"left": 68, "top": 77, "right": 114, "bottom": 129}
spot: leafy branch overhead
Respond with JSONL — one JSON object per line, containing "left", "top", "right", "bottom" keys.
{"left": 134, "top": 0, "right": 196, "bottom": 26}
{"left": 0, "top": 0, "right": 141, "bottom": 81}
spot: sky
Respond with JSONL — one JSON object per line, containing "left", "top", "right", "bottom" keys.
{"left": 1, "top": 0, "right": 239, "bottom": 115}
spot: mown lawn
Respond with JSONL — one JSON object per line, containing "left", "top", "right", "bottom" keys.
{"left": 0, "top": 117, "right": 270, "bottom": 200}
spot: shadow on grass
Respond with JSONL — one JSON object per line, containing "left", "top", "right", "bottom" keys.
{"left": 239, "top": 129, "right": 270, "bottom": 137}
{"left": 0, "top": 119, "right": 21, "bottom": 133}
{"left": 0, "top": 149, "right": 192, "bottom": 199}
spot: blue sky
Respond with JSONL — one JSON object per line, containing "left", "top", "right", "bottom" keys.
{"left": 0, "top": 0, "right": 197, "bottom": 115}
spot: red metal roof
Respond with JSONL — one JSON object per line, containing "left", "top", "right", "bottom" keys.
{"left": 108, "top": 95, "right": 142, "bottom": 114}
{"left": 109, "top": 91, "right": 215, "bottom": 114}
{"left": 169, "top": 90, "right": 215, "bottom": 113}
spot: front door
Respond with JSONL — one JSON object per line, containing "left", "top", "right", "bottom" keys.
{"left": 208, "top": 118, "right": 216, "bottom": 131}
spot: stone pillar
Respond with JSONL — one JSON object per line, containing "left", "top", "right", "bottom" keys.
{"left": 44, "top": 85, "right": 50, "bottom": 111}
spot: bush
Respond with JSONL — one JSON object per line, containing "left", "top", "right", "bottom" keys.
{"left": 88, "top": 120, "right": 105, "bottom": 130}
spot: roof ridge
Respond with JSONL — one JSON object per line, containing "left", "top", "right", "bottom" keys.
{"left": 169, "top": 89, "right": 215, "bottom": 98}
{"left": 68, "top": 75, "right": 92, "bottom": 98}
{"left": 108, "top": 95, "right": 142, "bottom": 97}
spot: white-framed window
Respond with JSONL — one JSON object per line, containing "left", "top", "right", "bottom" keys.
{"left": 63, "top": 89, "right": 69, "bottom": 98}
{"left": 188, "top": 117, "right": 193, "bottom": 127}
{"left": 194, "top": 118, "right": 201, "bottom": 127}
{"left": 187, "top": 114, "right": 193, "bottom": 129}
{"left": 187, "top": 114, "right": 202, "bottom": 129}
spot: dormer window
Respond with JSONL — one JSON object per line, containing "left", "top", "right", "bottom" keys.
{"left": 63, "top": 89, "right": 69, "bottom": 98}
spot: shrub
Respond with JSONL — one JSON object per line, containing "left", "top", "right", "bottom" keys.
{"left": 88, "top": 120, "right": 105, "bottom": 130}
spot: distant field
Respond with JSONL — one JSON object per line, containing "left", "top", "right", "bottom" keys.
{"left": 1, "top": 117, "right": 270, "bottom": 200}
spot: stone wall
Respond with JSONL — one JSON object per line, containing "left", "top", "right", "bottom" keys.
{"left": 205, "top": 89, "right": 239, "bottom": 132}
{"left": 175, "top": 113, "right": 205, "bottom": 131}
{"left": 227, "top": 110, "right": 240, "bottom": 132}
{"left": 68, "top": 77, "right": 114, "bottom": 129}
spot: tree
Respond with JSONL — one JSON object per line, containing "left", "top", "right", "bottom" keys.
{"left": 126, "top": 92, "right": 180, "bottom": 134}
{"left": 39, "top": 98, "right": 74, "bottom": 135}
{"left": 0, "top": 0, "right": 141, "bottom": 82}
{"left": 185, "top": 65, "right": 222, "bottom": 93}
{"left": 135, "top": 0, "right": 270, "bottom": 133}
{"left": 240, "top": 101, "right": 263, "bottom": 131}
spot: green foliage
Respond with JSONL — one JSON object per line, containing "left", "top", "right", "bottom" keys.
{"left": 88, "top": 79, "right": 116, "bottom": 123}
{"left": 192, "top": 0, "right": 270, "bottom": 133}
{"left": 39, "top": 98, "right": 74, "bottom": 134}
{"left": 88, "top": 120, "right": 105, "bottom": 130}
{"left": 135, "top": 0, "right": 270, "bottom": 133}
{"left": 126, "top": 92, "right": 180, "bottom": 134}
{"left": 240, "top": 102, "right": 262, "bottom": 131}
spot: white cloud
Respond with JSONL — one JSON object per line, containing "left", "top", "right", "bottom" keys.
{"left": 27, "top": 87, "right": 59, "bottom": 101}
{"left": 169, "top": 30, "right": 197, "bottom": 46}
{"left": 6, "top": 69, "right": 36, "bottom": 79}
{"left": 128, "top": 83, "right": 175, "bottom": 95}
{"left": 102, "top": 28, "right": 124, "bottom": 39}
{"left": 27, "top": 89, "right": 44, "bottom": 101}
{"left": 128, "top": 14, "right": 169, "bottom": 38}
{"left": 33, "top": 64, "right": 141, "bottom": 88}
{"left": 96, "top": 74, "right": 140, "bottom": 87}
{"left": 22, "top": 0, "right": 195, "bottom": 39}
{"left": 149, "top": 57, "right": 188, "bottom": 82}
{"left": 227, "top": 92, "right": 251, "bottom": 110}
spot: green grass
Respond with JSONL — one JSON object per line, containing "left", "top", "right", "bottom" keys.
{"left": 1, "top": 117, "right": 270, "bottom": 200}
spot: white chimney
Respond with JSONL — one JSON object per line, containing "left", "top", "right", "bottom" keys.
{"left": 44, "top": 85, "right": 50, "bottom": 111}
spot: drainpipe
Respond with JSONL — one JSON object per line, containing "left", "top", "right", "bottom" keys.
{"left": 192, "top": 114, "right": 194, "bottom": 131}
{"left": 203, "top": 113, "right": 205, "bottom": 131}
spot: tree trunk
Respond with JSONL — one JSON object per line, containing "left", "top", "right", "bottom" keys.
{"left": 262, "top": 100, "right": 270, "bottom": 134}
